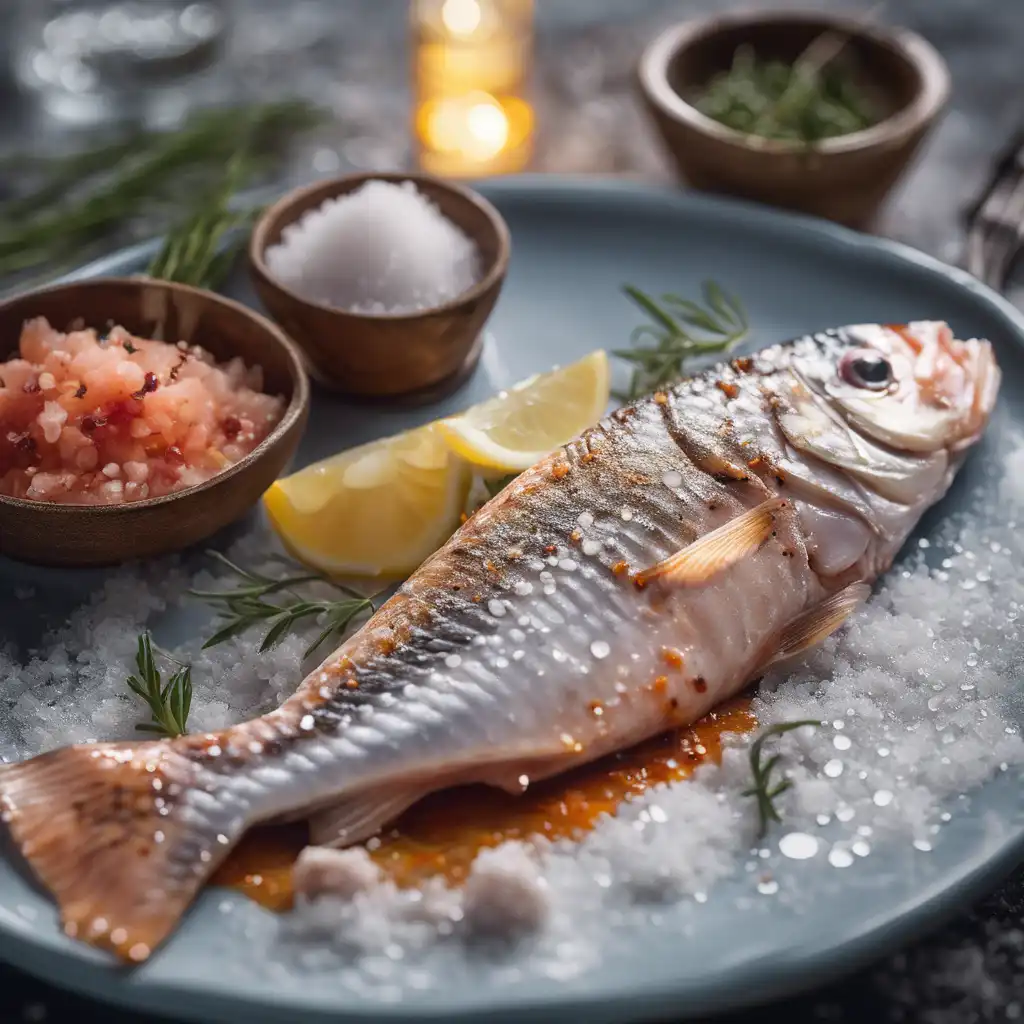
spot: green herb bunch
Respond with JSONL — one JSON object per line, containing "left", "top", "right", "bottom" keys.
{"left": 696, "top": 44, "right": 877, "bottom": 145}
{"left": 0, "top": 100, "right": 326, "bottom": 288}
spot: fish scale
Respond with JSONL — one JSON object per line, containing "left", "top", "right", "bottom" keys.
{"left": 0, "top": 320, "right": 999, "bottom": 962}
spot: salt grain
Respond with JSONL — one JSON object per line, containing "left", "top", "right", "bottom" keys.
{"left": 264, "top": 180, "right": 482, "bottom": 315}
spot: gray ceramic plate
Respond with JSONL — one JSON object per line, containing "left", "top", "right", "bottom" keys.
{"left": 2, "top": 177, "right": 1024, "bottom": 1024}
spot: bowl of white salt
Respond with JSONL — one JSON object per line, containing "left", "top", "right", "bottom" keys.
{"left": 249, "top": 172, "right": 510, "bottom": 399}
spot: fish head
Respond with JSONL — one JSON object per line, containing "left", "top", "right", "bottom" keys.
{"left": 795, "top": 322, "right": 1000, "bottom": 456}
{"left": 768, "top": 323, "right": 1000, "bottom": 573}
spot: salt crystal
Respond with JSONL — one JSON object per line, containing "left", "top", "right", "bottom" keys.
{"left": 264, "top": 180, "right": 482, "bottom": 315}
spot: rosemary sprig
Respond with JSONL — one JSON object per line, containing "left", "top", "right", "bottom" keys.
{"left": 741, "top": 720, "right": 820, "bottom": 838}
{"left": 614, "top": 280, "right": 749, "bottom": 401}
{"left": 147, "top": 152, "right": 262, "bottom": 289}
{"left": 191, "top": 552, "right": 375, "bottom": 659}
{"left": 0, "top": 100, "right": 325, "bottom": 280}
{"left": 126, "top": 633, "right": 193, "bottom": 738}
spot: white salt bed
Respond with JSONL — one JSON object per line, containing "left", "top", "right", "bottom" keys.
{"left": 3, "top": 433, "right": 1024, "bottom": 1003}
{"left": 264, "top": 180, "right": 482, "bottom": 315}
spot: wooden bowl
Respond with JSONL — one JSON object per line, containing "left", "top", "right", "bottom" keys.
{"left": 0, "top": 278, "right": 310, "bottom": 568}
{"left": 637, "top": 11, "right": 951, "bottom": 228}
{"left": 249, "top": 171, "right": 511, "bottom": 400}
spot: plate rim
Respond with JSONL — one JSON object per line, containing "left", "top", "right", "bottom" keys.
{"left": 5, "top": 174, "right": 1024, "bottom": 1023}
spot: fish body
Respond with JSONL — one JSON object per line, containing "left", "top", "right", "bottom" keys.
{"left": 0, "top": 322, "right": 999, "bottom": 961}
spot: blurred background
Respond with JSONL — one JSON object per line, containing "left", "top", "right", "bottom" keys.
{"left": 0, "top": 0, "right": 1020, "bottom": 266}
{"left": 1, "top": 1, "right": 1024, "bottom": 1022}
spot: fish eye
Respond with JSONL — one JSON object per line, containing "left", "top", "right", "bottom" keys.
{"left": 839, "top": 349, "right": 894, "bottom": 391}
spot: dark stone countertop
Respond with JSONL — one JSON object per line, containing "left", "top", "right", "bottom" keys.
{"left": 1, "top": 1, "right": 1023, "bottom": 1021}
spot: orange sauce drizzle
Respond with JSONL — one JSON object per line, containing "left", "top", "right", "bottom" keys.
{"left": 211, "top": 698, "right": 755, "bottom": 911}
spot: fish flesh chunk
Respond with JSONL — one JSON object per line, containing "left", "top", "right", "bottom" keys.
{"left": 0, "top": 322, "right": 999, "bottom": 962}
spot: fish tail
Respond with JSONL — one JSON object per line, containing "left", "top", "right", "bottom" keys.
{"left": 0, "top": 740, "right": 238, "bottom": 963}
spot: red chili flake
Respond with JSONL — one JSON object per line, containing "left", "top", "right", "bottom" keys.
{"left": 165, "top": 446, "right": 185, "bottom": 466}
{"left": 131, "top": 372, "right": 159, "bottom": 401}
{"left": 653, "top": 675, "right": 668, "bottom": 694}
{"left": 653, "top": 391, "right": 668, "bottom": 406}
{"left": 74, "top": 383, "right": 88, "bottom": 399}
{"left": 222, "top": 416, "right": 241, "bottom": 438}
{"left": 569, "top": 529, "right": 582, "bottom": 543}
{"left": 716, "top": 380, "right": 740, "bottom": 399}
{"left": 611, "top": 560, "right": 629, "bottom": 576}
{"left": 747, "top": 456, "right": 764, "bottom": 470}
{"left": 345, "top": 677, "right": 359, "bottom": 690}
{"left": 551, "top": 463, "right": 570, "bottom": 480}
{"left": 731, "top": 357, "right": 754, "bottom": 373}
{"left": 22, "top": 379, "right": 40, "bottom": 394}
{"left": 580, "top": 452, "right": 595, "bottom": 464}
{"left": 544, "top": 544, "right": 557, "bottom": 554}
{"left": 692, "top": 676, "right": 708, "bottom": 693}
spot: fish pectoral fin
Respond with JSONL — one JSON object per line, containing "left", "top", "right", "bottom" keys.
{"left": 308, "top": 788, "right": 425, "bottom": 848}
{"left": 637, "top": 497, "right": 787, "bottom": 587}
{"left": 761, "top": 581, "right": 871, "bottom": 669}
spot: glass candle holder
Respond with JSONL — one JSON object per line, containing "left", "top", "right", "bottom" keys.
{"left": 412, "top": 0, "right": 534, "bottom": 178}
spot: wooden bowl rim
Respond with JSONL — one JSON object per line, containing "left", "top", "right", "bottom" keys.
{"left": 638, "top": 9, "right": 951, "bottom": 158}
{"left": 249, "top": 170, "right": 512, "bottom": 324}
{"left": 0, "top": 276, "right": 310, "bottom": 517}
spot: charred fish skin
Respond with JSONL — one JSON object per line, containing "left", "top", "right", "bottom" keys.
{"left": 0, "top": 321, "right": 999, "bottom": 962}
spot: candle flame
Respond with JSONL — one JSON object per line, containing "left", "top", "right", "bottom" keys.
{"left": 441, "top": 0, "right": 482, "bottom": 37}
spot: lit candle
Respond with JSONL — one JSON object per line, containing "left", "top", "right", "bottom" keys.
{"left": 412, "top": 0, "right": 534, "bottom": 178}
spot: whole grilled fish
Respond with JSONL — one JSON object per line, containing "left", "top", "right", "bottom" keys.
{"left": 0, "top": 322, "right": 999, "bottom": 962}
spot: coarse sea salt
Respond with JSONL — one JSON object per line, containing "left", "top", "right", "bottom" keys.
{"left": 2, "top": 432, "right": 1024, "bottom": 1001}
{"left": 264, "top": 180, "right": 482, "bottom": 315}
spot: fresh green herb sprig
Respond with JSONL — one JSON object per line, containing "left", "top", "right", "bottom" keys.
{"left": 126, "top": 633, "right": 193, "bottom": 738}
{"left": 190, "top": 552, "right": 376, "bottom": 659}
{"left": 614, "top": 280, "right": 748, "bottom": 401}
{"left": 696, "top": 44, "right": 877, "bottom": 145}
{"left": 0, "top": 100, "right": 325, "bottom": 281}
{"left": 146, "top": 153, "right": 262, "bottom": 289}
{"left": 742, "top": 720, "right": 820, "bottom": 838}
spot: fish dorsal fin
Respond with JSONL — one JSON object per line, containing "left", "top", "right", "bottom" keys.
{"left": 762, "top": 581, "right": 870, "bottom": 669}
{"left": 636, "top": 497, "right": 787, "bottom": 587}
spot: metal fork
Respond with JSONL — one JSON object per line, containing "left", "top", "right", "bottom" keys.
{"left": 966, "top": 132, "right": 1024, "bottom": 291}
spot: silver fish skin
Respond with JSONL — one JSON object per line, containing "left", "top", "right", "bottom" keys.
{"left": 0, "top": 320, "right": 999, "bottom": 961}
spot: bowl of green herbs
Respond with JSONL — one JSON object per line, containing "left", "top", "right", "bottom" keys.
{"left": 637, "top": 10, "right": 949, "bottom": 228}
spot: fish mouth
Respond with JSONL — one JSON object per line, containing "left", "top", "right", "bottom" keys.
{"left": 949, "top": 337, "right": 1001, "bottom": 452}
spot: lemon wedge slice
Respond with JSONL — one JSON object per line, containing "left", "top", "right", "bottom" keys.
{"left": 437, "top": 350, "right": 610, "bottom": 472}
{"left": 263, "top": 423, "right": 469, "bottom": 578}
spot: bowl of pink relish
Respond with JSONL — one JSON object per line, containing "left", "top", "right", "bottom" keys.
{"left": 0, "top": 278, "right": 309, "bottom": 567}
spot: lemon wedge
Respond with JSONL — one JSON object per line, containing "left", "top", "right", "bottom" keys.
{"left": 437, "top": 350, "right": 610, "bottom": 472}
{"left": 263, "top": 423, "right": 469, "bottom": 578}
{"left": 264, "top": 350, "right": 610, "bottom": 578}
